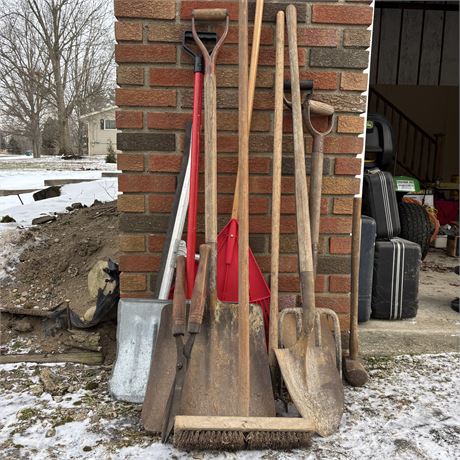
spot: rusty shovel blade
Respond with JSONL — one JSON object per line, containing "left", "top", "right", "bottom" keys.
{"left": 275, "top": 317, "right": 344, "bottom": 437}
{"left": 142, "top": 301, "right": 275, "bottom": 433}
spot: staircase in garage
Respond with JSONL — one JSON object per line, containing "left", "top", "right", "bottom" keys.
{"left": 367, "top": 87, "right": 445, "bottom": 184}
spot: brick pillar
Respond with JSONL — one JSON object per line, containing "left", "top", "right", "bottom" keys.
{"left": 114, "top": 0, "right": 374, "bottom": 330}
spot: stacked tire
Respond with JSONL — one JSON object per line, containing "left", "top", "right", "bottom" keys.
{"left": 398, "top": 201, "right": 433, "bottom": 260}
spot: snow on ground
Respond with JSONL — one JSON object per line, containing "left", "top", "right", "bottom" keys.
{"left": 0, "top": 179, "right": 118, "bottom": 226}
{"left": 0, "top": 169, "right": 107, "bottom": 191}
{"left": 0, "top": 155, "right": 118, "bottom": 217}
{"left": 0, "top": 354, "right": 458, "bottom": 459}
{"left": 0, "top": 154, "right": 117, "bottom": 171}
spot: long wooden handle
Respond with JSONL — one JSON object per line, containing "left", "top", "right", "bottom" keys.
{"left": 188, "top": 244, "right": 211, "bottom": 334}
{"left": 269, "top": 10, "right": 284, "bottom": 370}
{"left": 350, "top": 197, "right": 362, "bottom": 360}
{"left": 286, "top": 4, "right": 316, "bottom": 337}
{"left": 172, "top": 255, "right": 187, "bottom": 336}
{"left": 231, "top": 0, "right": 264, "bottom": 220}
{"left": 203, "top": 72, "right": 218, "bottom": 309}
{"left": 248, "top": 0, "right": 264, "bottom": 129}
{"left": 238, "top": 0, "right": 250, "bottom": 418}
{"left": 309, "top": 134, "right": 324, "bottom": 275}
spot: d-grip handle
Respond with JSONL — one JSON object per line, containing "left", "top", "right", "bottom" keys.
{"left": 188, "top": 244, "right": 211, "bottom": 334}
{"left": 192, "top": 9, "right": 229, "bottom": 73}
{"left": 172, "top": 255, "right": 187, "bottom": 336}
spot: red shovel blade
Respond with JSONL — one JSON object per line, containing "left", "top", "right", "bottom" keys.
{"left": 217, "top": 219, "right": 270, "bottom": 331}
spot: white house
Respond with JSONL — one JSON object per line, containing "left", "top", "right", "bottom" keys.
{"left": 80, "top": 106, "right": 117, "bottom": 156}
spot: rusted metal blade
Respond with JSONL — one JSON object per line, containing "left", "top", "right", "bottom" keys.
{"left": 275, "top": 319, "right": 344, "bottom": 437}
{"left": 142, "top": 302, "right": 275, "bottom": 433}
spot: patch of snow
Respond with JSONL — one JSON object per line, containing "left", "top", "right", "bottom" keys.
{"left": 0, "top": 354, "right": 458, "bottom": 459}
{"left": 0, "top": 170, "right": 106, "bottom": 191}
{"left": 0, "top": 227, "right": 27, "bottom": 282}
{"left": 0, "top": 179, "right": 118, "bottom": 226}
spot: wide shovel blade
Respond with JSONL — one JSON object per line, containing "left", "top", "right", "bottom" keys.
{"left": 142, "top": 301, "right": 275, "bottom": 433}
{"left": 109, "top": 298, "right": 169, "bottom": 403}
{"left": 274, "top": 318, "right": 344, "bottom": 437}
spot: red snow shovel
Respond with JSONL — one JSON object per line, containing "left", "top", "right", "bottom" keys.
{"left": 216, "top": 0, "right": 270, "bottom": 330}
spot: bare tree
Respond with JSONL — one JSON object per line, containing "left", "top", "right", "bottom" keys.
{"left": 24, "top": 0, "right": 115, "bottom": 155}
{"left": 0, "top": 6, "right": 50, "bottom": 157}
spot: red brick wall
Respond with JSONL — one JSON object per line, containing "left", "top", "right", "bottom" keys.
{"left": 114, "top": 0, "right": 374, "bottom": 331}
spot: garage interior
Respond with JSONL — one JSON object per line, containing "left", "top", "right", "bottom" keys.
{"left": 359, "top": 0, "right": 459, "bottom": 355}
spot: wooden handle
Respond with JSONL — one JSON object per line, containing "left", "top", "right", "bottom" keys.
{"left": 188, "top": 244, "right": 211, "bottom": 334}
{"left": 269, "top": 10, "right": 284, "bottom": 369}
{"left": 203, "top": 72, "right": 218, "bottom": 309}
{"left": 172, "top": 255, "right": 187, "bottom": 336}
{"left": 231, "top": 0, "right": 265, "bottom": 220}
{"left": 238, "top": 0, "right": 250, "bottom": 418}
{"left": 309, "top": 134, "right": 324, "bottom": 275}
{"left": 309, "top": 99, "right": 334, "bottom": 116}
{"left": 350, "top": 197, "right": 362, "bottom": 361}
{"left": 248, "top": 0, "right": 264, "bottom": 130}
{"left": 286, "top": 4, "right": 316, "bottom": 336}
{"left": 192, "top": 9, "right": 228, "bottom": 21}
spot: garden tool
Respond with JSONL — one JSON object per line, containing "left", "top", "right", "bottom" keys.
{"left": 343, "top": 197, "right": 369, "bottom": 387}
{"left": 268, "top": 5, "right": 285, "bottom": 388}
{"left": 109, "top": 124, "right": 191, "bottom": 403}
{"left": 161, "top": 244, "right": 211, "bottom": 443}
{"left": 183, "top": 31, "right": 217, "bottom": 297}
{"left": 274, "top": 4, "right": 343, "bottom": 437}
{"left": 142, "top": 9, "right": 275, "bottom": 442}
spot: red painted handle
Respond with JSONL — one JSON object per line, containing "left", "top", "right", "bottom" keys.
{"left": 186, "top": 70, "right": 204, "bottom": 298}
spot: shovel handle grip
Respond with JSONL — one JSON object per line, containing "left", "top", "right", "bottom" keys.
{"left": 309, "top": 100, "right": 334, "bottom": 117}
{"left": 188, "top": 244, "right": 211, "bottom": 334}
{"left": 172, "top": 255, "right": 187, "bottom": 336}
{"left": 193, "top": 9, "right": 228, "bottom": 21}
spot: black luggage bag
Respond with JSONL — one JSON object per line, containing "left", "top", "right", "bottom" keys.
{"left": 362, "top": 168, "right": 401, "bottom": 239}
{"left": 371, "top": 238, "right": 421, "bottom": 320}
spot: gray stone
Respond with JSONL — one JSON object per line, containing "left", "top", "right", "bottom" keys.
{"left": 32, "top": 215, "right": 56, "bottom": 225}
{"left": 33, "top": 186, "right": 61, "bottom": 201}
{"left": 310, "top": 49, "right": 369, "bottom": 69}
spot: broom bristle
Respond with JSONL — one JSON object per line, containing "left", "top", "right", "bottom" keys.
{"left": 174, "top": 429, "right": 312, "bottom": 451}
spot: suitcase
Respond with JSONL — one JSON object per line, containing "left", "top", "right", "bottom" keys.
{"left": 362, "top": 168, "right": 401, "bottom": 239}
{"left": 371, "top": 238, "right": 421, "bottom": 320}
{"left": 358, "top": 216, "right": 376, "bottom": 323}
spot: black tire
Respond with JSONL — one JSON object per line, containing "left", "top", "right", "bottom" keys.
{"left": 398, "top": 202, "right": 432, "bottom": 260}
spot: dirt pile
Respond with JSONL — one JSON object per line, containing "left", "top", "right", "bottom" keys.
{"left": 0, "top": 201, "right": 119, "bottom": 361}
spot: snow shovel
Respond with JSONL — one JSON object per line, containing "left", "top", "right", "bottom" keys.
{"left": 216, "top": 0, "right": 270, "bottom": 331}
{"left": 274, "top": 4, "right": 343, "bottom": 437}
{"left": 109, "top": 123, "right": 192, "bottom": 403}
{"left": 141, "top": 9, "right": 275, "bottom": 436}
